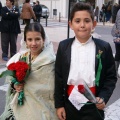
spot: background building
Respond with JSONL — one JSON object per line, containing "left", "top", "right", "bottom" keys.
{"left": 1, "top": 0, "right": 119, "bottom": 18}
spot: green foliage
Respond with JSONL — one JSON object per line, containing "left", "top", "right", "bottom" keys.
{"left": 0, "top": 70, "right": 15, "bottom": 78}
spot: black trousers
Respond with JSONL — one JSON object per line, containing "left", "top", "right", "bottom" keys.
{"left": 34, "top": 16, "right": 40, "bottom": 23}
{"left": 1, "top": 33, "right": 18, "bottom": 57}
{"left": 112, "top": 15, "right": 116, "bottom": 23}
{"left": 24, "top": 19, "right": 30, "bottom": 26}
{"left": 65, "top": 100, "right": 104, "bottom": 120}
{"left": 115, "top": 44, "right": 120, "bottom": 61}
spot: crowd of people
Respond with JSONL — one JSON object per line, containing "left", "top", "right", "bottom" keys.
{"left": 0, "top": 1, "right": 119, "bottom": 120}
{"left": 94, "top": 1, "right": 120, "bottom": 23}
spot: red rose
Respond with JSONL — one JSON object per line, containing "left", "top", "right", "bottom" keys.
{"left": 7, "top": 63, "right": 16, "bottom": 70}
{"left": 7, "top": 61, "right": 29, "bottom": 82}
{"left": 78, "top": 85, "right": 85, "bottom": 94}
{"left": 15, "top": 61, "right": 29, "bottom": 71}
{"left": 16, "top": 71, "right": 26, "bottom": 82}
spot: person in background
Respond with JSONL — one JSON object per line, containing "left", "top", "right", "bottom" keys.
{"left": 32, "top": 1, "right": 36, "bottom": 22}
{"left": 101, "top": 4, "right": 106, "bottom": 22}
{"left": 101, "top": 4, "right": 106, "bottom": 13}
{"left": 111, "top": 8, "right": 120, "bottom": 72}
{"left": 0, "top": 22, "right": 58, "bottom": 120}
{"left": 0, "top": 0, "right": 21, "bottom": 61}
{"left": 20, "top": 0, "right": 36, "bottom": 26}
{"left": 55, "top": 2, "right": 117, "bottom": 120}
{"left": 21, "top": 1, "right": 25, "bottom": 25}
{"left": 33, "top": 0, "right": 42, "bottom": 23}
{"left": 112, "top": 3, "right": 120, "bottom": 23}
{"left": 106, "top": 1, "right": 112, "bottom": 22}
{"left": 0, "top": 0, "right": 2, "bottom": 17}
{"left": 94, "top": 6, "right": 99, "bottom": 22}
{"left": 33, "top": 2, "right": 36, "bottom": 9}
{"left": 21, "top": 19, "right": 25, "bottom": 25}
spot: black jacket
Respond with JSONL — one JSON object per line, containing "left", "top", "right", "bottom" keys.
{"left": 0, "top": 6, "right": 21, "bottom": 34}
{"left": 55, "top": 37, "right": 117, "bottom": 108}
{"left": 33, "top": 5, "right": 42, "bottom": 17}
{"left": 0, "top": 2, "right": 2, "bottom": 16}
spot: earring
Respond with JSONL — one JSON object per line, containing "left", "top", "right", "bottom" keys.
{"left": 42, "top": 46, "right": 44, "bottom": 51}
{"left": 26, "top": 44, "right": 29, "bottom": 49}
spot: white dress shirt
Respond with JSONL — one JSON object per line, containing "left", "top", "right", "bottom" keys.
{"left": 67, "top": 36, "right": 96, "bottom": 87}
{"left": 67, "top": 37, "right": 96, "bottom": 110}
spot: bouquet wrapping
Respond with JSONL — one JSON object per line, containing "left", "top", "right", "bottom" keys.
{"left": 78, "top": 81, "right": 97, "bottom": 103}
{"left": 0, "top": 57, "right": 30, "bottom": 105}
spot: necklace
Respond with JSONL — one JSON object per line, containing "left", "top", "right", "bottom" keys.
{"left": 31, "top": 54, "right": 38, "bottom": 61}
{"left": 29, "top": 53, "right": 32, "bottom": 71}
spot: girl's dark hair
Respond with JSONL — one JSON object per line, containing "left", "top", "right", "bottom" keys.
{"left": 9, "top": 0, "right": 14, "bottom": 5}
{"left": 25, "top": 0, "right": 30, "bottom": 3}
{"left": 70, "top": 2, "right": 94, "bottom": 21}
{"left": 24, "top": 23, "right": 45, "bottom": 41}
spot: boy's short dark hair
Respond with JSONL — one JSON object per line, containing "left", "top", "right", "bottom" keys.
{"left": 69, "top": 2, "right": 94, "bottom": 22}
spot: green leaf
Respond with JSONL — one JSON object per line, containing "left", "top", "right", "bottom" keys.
{"left": 24, "top": 69, "right": 30, "bottom": 80}
{"left": 20, "top": 57, "right": 26, "bottom": 62}
{"left": 12, "top": 78, "right": 18, "bottom": 83}
{"left": 0, "top": 70, "right": 15, "bottom": 78}
{"left": 14, "top": 82, "right": 20, "bottom": 85}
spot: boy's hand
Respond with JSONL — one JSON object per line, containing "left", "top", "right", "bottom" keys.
{"left": 56, "top": 107, "right": 66, "bottom": 120}
{"left": 96, "top": 97, "right": 105, "bottom": 110}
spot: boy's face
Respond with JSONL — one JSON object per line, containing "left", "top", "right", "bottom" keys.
{"left": 69, "top": 11, "right": 96, "bottom": 43}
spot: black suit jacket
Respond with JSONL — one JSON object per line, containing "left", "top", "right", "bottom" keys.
{"left": 0, "top": 6, "right": 21, "bottom": 34}
{"left": 55, "top": 37, "right": 117, "bottom": 108}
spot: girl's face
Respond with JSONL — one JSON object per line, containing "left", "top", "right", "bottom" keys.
{"left": 26, "top": 31, "right": 44, "bottom": 56}
{"left": 69, "top": 11, "right": 96, "bottom": 43}
{"left": 6, "top": 0, "right": 12, "bottom": 8}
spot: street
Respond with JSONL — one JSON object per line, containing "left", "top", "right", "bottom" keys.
{"left": 0, "top": 19, "right": 120, "bottom": 119}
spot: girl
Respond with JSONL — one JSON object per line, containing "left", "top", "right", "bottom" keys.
{"left": 0, "top": 23, "right": 58, "bottom": 120}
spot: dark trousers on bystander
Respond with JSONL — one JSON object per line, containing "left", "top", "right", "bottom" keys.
{"left": 1, "top": 33, "right": 17, "bottom": 58}
{"left": 115, "top": 44, "right": 120, "bottom": 71}
{"left": 24, "top": 19, "right": 30, "bottom": 26}
{"left": 34, "top": 16, "right": 40, "bottom": 23}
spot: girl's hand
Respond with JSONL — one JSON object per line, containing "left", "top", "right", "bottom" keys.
{"left": 96, "top": 97, "right": 105, "bottom": 110}
{"left": 14, "top": 84, "right": 24, "bottom": 92}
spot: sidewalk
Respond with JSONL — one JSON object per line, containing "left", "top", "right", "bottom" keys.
{"left": 0, "top": 20, "right": 114, "bottom": 67}
{"left": 97, "top": 21, "right": 114, "bottom": 27}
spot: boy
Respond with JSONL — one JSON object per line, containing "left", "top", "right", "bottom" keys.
{"left": 55, "top": 2, "right": 117, "bottom": 120}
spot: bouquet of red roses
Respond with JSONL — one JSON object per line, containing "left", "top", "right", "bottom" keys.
{"left": 0, "top": 57, "right": 30, "bottom": 106}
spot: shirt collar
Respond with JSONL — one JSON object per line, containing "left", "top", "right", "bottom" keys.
{"left": 6, "top": 6, "right": 15, "bottom": 11}
{"left": 74, "top": 36, "right": 93, "bottom": 46}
